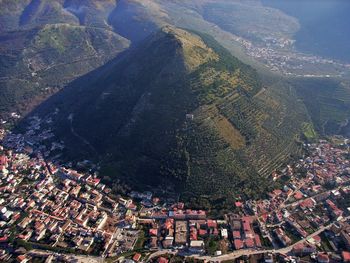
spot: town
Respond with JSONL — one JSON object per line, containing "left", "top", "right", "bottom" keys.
{"left": 228, "top": 33, "right": 350, "bottom": 78}
{"left": 1, "top": 115, "right": 350, "bottom": 263}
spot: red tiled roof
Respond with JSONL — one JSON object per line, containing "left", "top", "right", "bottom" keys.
{"left": 158, "top": 257, "right": 169, "bottom": 263}
{"left": 127, "top": 203, "right": 137, "bottom": 210}
{"left": 242, "top": 216, "right": 251, "bottom": 222}
{"left": 0, "top": 155, "right": 7, "bottom": 165}
{"left": 164, "top": 221, "right": 173, "bottom": 229}
{"left": 243, "top": 221, "right": 251, "bottom": 232}
{"left": 190, "top": 227, "right": 197, "bottom": 240}
{"left": 300, "top": 198, "right": 315, "bottom": 209}
{"left": 133, "top": 253, "right": 142, "bottom": 262}
{"left": 273, "top": 189, "right": 282, "bottom": 196}
{"left": 235, "top": 201, "right": 243, "bottom": 207}
{"left": 317, "top": 253, "right": 329, "bottom": 263}
{"left": 17, "top": 234, "right": 26, "bottom": 240}
{"left": 343, "top": 251, "right": 350, "bottom": 262}
{"left": 294, "top": 191, "right": 303, "bottom": 200}
{"left": 207, "top": 219, "right": 217, "bottom": 228}
{"left": 313, "top": 235, "right": 321, "bottom": 243}
{"left": 149, "top": 228, "right": 158, "bottom": 236}
{"left": 234, "top": 239, "right": 244, "bottom": 250}
{"left": 190, "top": 232, "right": 197, "bottom": 240}
{"left": 261, "top": 213, "right": 268, "bottom": 222}
{"left": 17, "top": 255, "right": 26, "bottom": 262}
{"left": 199, "top": 229, "right": 207, "bottom": 236}
{"left": 245, "top": 238, "right": 255, "bottom": 248}
{"left": 12, "top": 213, "right": 21, "bottom": 221}
{"left": 293, "top": 243, "right": 304, "bottom": 250}
{"left": 232, "top": 231, "right": 241, "bottom": 239}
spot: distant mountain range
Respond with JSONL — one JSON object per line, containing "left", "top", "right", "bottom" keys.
{"left": 0, "top": 0, "right": 130, "bottom": 115}
{"left": 1, "top": 0, "right": 350, "bottom": 201}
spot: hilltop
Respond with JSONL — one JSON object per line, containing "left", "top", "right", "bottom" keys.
{"left": 2, "top": 0, "right": 348, "bottom": 127}
{"left": 29, "top": 27, "right": 309, "bottom": 201}
{"left": 2, "top": 0, "right": 349, "bottom": 203}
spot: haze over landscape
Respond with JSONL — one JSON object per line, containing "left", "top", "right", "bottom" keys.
{"left": 0, "top": 1, "right": 350, "bottom": 262}
{"left": 263, "top": 0, "right": 350, "bottom": 63}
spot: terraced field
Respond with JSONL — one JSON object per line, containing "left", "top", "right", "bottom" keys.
{"left": 178, "top": 35, "right": 309, "bottom": 198}
{"left": 24, "top": 27, "right": 310, "bottom": 202}
{"left": 292, "top": 78, "right": 350, "bottom": 135}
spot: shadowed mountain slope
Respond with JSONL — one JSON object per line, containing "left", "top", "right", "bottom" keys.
{"left": 30, "top": 27, "right": 309, "bottom": 199}
{"left": 0, "top": 0, "right": 129, "bottom": 117}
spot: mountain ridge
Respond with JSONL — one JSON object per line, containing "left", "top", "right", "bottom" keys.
{"left": 3, "top": 0, "right": 347, "bottom": 204}
{"left": 26, "top": 27, "right": 308, "bottom": 201}
{"left": 0, "top": 0, "right": 130, "bottom": 118}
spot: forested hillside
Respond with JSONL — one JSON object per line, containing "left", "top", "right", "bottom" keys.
{"left": 0, "top": 0, "right": 129, "bottom": 117}
{"left": 29, "top": 27, "right": 310, "bottom": 201}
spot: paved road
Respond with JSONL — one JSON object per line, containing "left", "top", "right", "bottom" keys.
{"left": 28, "top": 249, "right": 104, "bottom": 263}
{"left": 192, "top": 216, "right": 350, "bottom": 262}
{"left": 27, "top": 217, "right": 350, "bottom": 263}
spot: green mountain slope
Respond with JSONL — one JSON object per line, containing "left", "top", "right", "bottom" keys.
{"left": 0, "top": 0, "right": 32, "bottom": 33}
{"left": 34, "top": 27, "right": 308, "bottom": 199}
{"left": 292, "top": 78, "right": 350, "bottom": 136}
{"left": 0, "top": 0, "right": 130, "bottom": 118}
{"left": 3, "top": 0, "right": 347, "bottom": 203}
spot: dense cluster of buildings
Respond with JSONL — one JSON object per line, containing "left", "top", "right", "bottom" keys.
{"left": 231, "top": 33, "right": 350, "bottom": 77}
{"left": 141, "top": 140, "right": 350, "bottom": 262}
{"left": 2, "top": 114, "right": 350, "bottom": 262}
{"left": 139, "top": 203, "right": 228, "bottom": 253}
{"left": 0, "top": 123, "right": 141, "bottom": 262}
{"left": 241, "top": 140, "right": 350, "bottom": 262}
